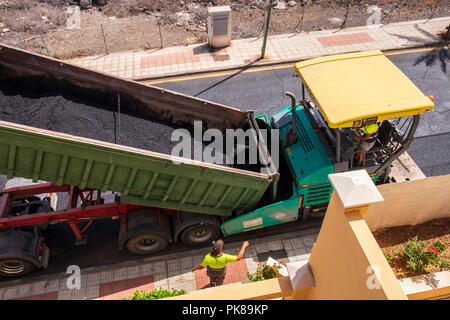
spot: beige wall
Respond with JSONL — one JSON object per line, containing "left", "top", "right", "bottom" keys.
{"left": 167, "top": 276, "right": 294, "bottom": 300}
{"left": 365, "top": 174, "right": 450, "bottom": 231}
{"left": 303, "top": 193, "right": 407, "bottom": 300}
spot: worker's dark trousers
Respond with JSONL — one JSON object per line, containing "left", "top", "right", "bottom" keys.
{"left": 207, "top": 266, "right": 226, "bottom": 287}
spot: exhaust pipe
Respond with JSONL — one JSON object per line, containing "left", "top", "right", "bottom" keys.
{"left": 282, "top": 91, "right": 298, "bottom": 147}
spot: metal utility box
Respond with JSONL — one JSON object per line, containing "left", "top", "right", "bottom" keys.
{"left": 207, "top": 6, "right": 232, "bottom": 48}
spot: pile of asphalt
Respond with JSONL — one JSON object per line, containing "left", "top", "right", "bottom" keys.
{"left": 0, "top": 80, "right": 194, "bottom": 156}
{"left": 0, "top": 78, "right": 271, "bottom": 173}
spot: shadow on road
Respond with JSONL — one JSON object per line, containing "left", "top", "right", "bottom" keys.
{"left": 194, "top": 57, "right": 263, "bottom": 97}
{"left": 413, "top": 47, "right": 450, "bottom": 73}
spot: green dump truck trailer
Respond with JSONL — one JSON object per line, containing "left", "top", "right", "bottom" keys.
{"left": 0, "top": 45, "right": 432, "bottom": 277}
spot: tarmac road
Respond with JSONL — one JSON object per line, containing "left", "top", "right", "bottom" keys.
{"left": 0, "top": 48, "right": 448, "bottom": 282}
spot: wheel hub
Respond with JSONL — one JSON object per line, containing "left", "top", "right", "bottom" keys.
{"left": 0, "top": 260, "right": 25, "bottom": 275}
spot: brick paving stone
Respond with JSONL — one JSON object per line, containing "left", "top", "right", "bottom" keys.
{"left": 180, "top": 256, "right": 193, "bottom": 270}
{"left": 289, "top": 238, "right": 306, "bottom": 250}
{"left": 245, "top": 258, "right": 259, "bottom": 274}
{"left": 17, "top": 291, "right": 59, "bottom": 300}
{"left": 194, "top": 259, "right": 248, "bottom": 290}
{"left": 44, "top": 278, "right": 62, "bottom": 293}
{"left": 282, "top": 239, "right": 293, "bottom": 250}
{"left": 140, "top": 262, "right": 153, "bottom": 276}
{"left": 58, "top": 285, "right": 99, "bottom": 300}
{"left": 301, "top": 234, "right": 317, "bottom": 249}
{"left": 192, "top": 254, "right": 205, "bottom": 266}
{"left": 113, "top": 267, "right": 129, "bottom": 281}
{"left": 153, "top": 274, "right": 169, "bottom": 291}
{"left": 267, "top": 240, "right": 283, "bottom": 251}
{"left": 181, "top": 271, "right": 195, "bottom": 282}
{"left": 3, "top": 286, "right": 19, "bottom": 300}
{"left": 181, "top": 281, "right": 197, "bottom": 293}
{"left": 245, "top": 246, "right": 257, "bottom": 257}
{"left": 29, "top": 279, "right": 52, "bottom": 294}
{"left": 167, "top": 258, "right": 182, "bottom": 276}
{"left": 317, "top": 32, "right": 375, "bottom": 48}
{"left": 254, "top": 242, "right": 269, "bottom": 253}
{"left": 98, "top": 269, "right": 116, "bottom": 284}
{"left": 294, "top": 246, "right": 308, "bottom": 256}
{"left": 98, "top": 275, "right": 154, "bottom": 300}
{"left": 16, "top": 283, "right": 33, "bottom": 298}
{"left": 153, "top": 261, "right": 167, "bottom": 275}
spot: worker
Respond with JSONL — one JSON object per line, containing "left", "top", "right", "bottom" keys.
{"left": 192, "top": 239, "right": 249, "bottom": 288}
{"left": 353, "top": 123, "right": 379, "bottom": 166}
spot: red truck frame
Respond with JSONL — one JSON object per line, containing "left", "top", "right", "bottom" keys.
{"left": 0, "top": 182, "right": 223, "bottom": 277}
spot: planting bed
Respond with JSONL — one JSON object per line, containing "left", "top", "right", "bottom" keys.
{"left": 372, "top": 217, "right": 450, "bottom": 279}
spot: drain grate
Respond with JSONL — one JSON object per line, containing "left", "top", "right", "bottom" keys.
{"left": 213, "top": 54, "right": 230, "bottom": 62}
{"left": 256, "top": 249, "right": 288, "bottom": 264}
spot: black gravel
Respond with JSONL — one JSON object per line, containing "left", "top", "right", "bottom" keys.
{"left": 0, "top": 80, "right": 185, "bottom": 156}
{"left": 0, "top": 76, "right": 271, "bottom": 173}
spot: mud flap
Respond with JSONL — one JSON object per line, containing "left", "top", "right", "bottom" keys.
{"left": 40, "top": 242, "right": 50, "bottom": 269}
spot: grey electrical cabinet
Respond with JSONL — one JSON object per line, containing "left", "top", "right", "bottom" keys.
{"left": 207, "top": 6, "right": 232, "bottom": 48}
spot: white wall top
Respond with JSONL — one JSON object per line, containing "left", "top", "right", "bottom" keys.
{"left": 286, "top": 260, "right": 315, "bottom": 291}
{"left": 328, "top": 170, "right": 384, "bottom": 209}
{"left": 207, "top": 6, "right": 232, "bottom": 14}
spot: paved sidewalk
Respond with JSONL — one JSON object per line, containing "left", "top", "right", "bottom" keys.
{"left": 0, "top": 228, "right": 319, "bottom": 300}
{"left": 66, "top": 17, "right": 450, "bottom": 81}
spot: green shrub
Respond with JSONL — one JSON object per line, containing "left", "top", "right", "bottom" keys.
{"left": 124, "top": 287, "right": 187, "bottom": 300}
{"left": 247, "top": 260, "right": 284, "bottom": 282}
{"left": 394, "top": 237, "right": 449, "bottom": 272}
{"left": 385, "top": 254, "right": 392, "bottom": 264}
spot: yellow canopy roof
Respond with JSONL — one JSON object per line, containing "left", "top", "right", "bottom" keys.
{"left": 294, "top": 50, "right": 434, "bottom": 128}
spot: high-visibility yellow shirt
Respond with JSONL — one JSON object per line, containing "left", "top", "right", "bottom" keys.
{"left": 363, "top": 123, "right": 378, "bottom": 134}
{"left": 201, "top": 253, "right": 237, "bottom": 269}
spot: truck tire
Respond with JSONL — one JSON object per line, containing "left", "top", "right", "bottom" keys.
{"left": 119, "top": 209, "right": 172, "bottom": 255}
{"left": 0, "top": 258, "right": 36, "bottom": 277}
{"left": 126, "top": 232, "right": 169, "bottom": 255}
{"left": 180, "top": 223, "right": 220, "bottom": 246}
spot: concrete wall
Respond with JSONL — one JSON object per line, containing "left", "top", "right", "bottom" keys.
{"left": 365, "top": 174, "right": 450, "bottom": 231}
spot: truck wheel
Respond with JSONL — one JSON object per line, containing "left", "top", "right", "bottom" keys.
{"left": 180, "top": 224, "right": 220, "bottom": 246}
{"left": 126, "top": 233, "right": 169, "bottom": 255}
{"left": 0, "top": 258, "right": 36, "bottom": 277}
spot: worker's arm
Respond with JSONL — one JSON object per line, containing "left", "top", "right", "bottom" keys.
{"left": 192, "top": 264, "right": 205, "bottom": 272}
{"left": 354, "top": 133, "right": 372, "bottom": 141}
{"left": 236, "top": 241, "right": 249, "bottom": 260}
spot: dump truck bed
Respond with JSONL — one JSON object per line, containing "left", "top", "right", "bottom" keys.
{"left": 0, "top": 44, "right": 278, "bottom": 217}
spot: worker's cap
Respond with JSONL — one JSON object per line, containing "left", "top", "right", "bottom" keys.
{"left": 212, "top": 239, "right": 224, "bottom": 252}
{"left": 363, "top": 123, "right": 378, "bottom": 134}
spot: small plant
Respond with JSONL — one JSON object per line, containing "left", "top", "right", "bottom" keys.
{"left": 247, "top": 260, "right": 284, "bottom": 282}
{"left": 394, "top": 237, "right": 449, "bottom": 272}
{"left": 124, "top": 287, "right": 186, "bottom": 300}
{"left": 385, "top": 254, "right": 392, "bottom": 264}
